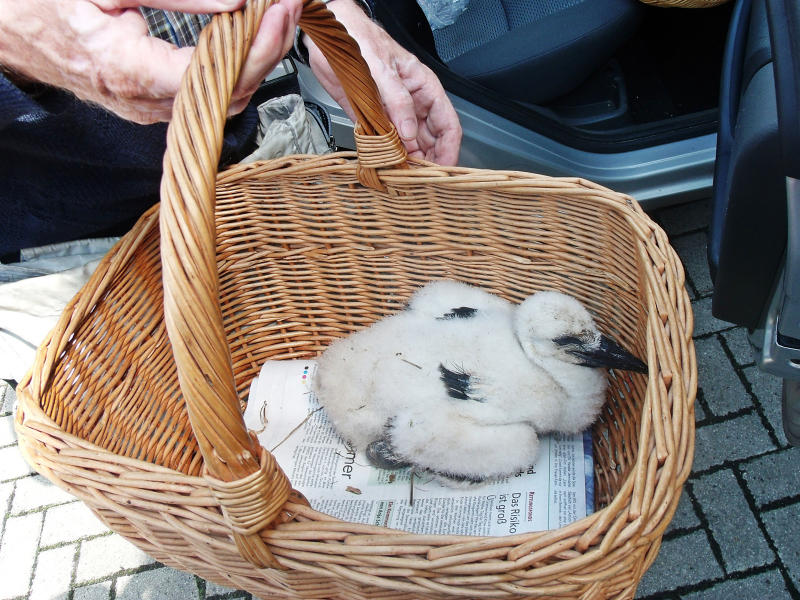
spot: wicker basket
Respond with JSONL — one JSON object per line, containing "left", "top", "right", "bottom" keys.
{"left": 15, "top": 1, "right": 696, "bottom": 598}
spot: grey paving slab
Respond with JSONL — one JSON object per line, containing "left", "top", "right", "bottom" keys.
{"left": 691, "top": 298, "right": 735, "bottom": 337}
{"left": 0, "top": 444, "right": 34, "bottom": 481}
{"left": 635, "top": 530, "right": 725, "bottom": 598}
{"left": 115, "top": 567, "right": 200, "bottom": 600}
{"left": 0, "top": 512, "right": 44, "bottom": 600}
{"left": 1, "top": 382, "right": 15, "bottom": 415}
{"left": 30, "top": 544, "right": 77, "bottom": 600}
{"left": 672, "top": 233, "right": 713, "bottom": 299}
{"left": 741, "top": 447, "right": 800, "bottom": 507}
{"left": 0, "top": 414, "right": 15, "bottom": 448}
{"left": 681, "top": 570, "right": 790, "bottom": 600}
{"left": 0, "top": 480, "right": 12, "bottom": 538}
{"left": 656, "top": 198, "right": 712, "bottom": 237}
{"left": 694, "top": 337, "right": 752, "bottom": 417}
{"left": 40, "top": 500, "right": 110, "bottom": 547}
{"left": 692, "top": 413, "right": 776, "bottom": 473}
{"left": 744, "top": 366, "right": 786, "bottom": 445}
{"left": 692, "top": 469, "right": 774, "bottom": 573}
{"left": 204, "top": 579, "right": 245, "bottom": 597}
{"left": 666, "top": 489, "right": 701, "bottom": 535}
{"left": 762, "top": 502, "right": 800, "bottom": 590}
{"left": 11, "top": 474, "right": 77, "bottom": 515}
{"left": 694, "top": 398, "right": 707, "bottom": 423}
{"left": 75, "top": 534, "right": 155, "bottom": 584}
{"left": 73, "top": 581, "right": 112, "bottom": 600}
{"left": 721, "top": 328, "right": 755, "bottom": 367}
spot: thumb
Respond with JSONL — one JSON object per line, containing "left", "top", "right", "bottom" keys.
{"left": 131, "top": 35, "right": 196, "bottom": 98}
{"left": 381, "top": 79, "right": 418, "bottom": 143}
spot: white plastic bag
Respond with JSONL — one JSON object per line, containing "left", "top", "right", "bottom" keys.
{"left": 416, "top": 0, "right": 470, "bottom": 30}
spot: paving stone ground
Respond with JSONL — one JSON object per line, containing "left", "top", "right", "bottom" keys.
{"left": 1, "top": 197, "right": 799, "bottom": 599}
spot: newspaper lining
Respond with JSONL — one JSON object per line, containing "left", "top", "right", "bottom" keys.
{"left": 245, "top": 360, "right": 593, "bottom": 536}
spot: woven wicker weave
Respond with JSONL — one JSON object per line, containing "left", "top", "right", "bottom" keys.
{"left": 15, "top": 1, "right": 696, "bottom": 598}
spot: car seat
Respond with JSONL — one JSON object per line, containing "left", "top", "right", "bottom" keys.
{"left": 426, "top": 0, "right": 645, "bottom": 106}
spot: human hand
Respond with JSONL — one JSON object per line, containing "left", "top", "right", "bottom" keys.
{"left": 304, "top": 0, "right": 462, "bottom": 166}
{"left": 0, "top": 0, "right": 303, "bottom": 124}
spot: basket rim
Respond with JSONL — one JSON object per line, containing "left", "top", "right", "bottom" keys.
{"left": 218, "top": 153, "right": 641, "bottom": 209}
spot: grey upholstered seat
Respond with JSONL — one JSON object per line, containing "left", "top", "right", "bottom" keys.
{"left": 430, "top": 0, "right": 644, "bottom": 105}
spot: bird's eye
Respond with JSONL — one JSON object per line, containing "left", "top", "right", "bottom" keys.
{"left": 553, "top": 335, "right": 584, "bottom": 347}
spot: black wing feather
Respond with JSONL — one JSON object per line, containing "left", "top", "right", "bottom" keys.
{"left": 438, "top": 363, "right": 484, "bottom": 402}
{"left": 437, "top": 306, "right": 478, "bottom": 320}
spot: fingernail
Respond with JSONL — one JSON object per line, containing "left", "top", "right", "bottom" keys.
{"left": 399, "top": 119, "right": 417, "bottom": 140}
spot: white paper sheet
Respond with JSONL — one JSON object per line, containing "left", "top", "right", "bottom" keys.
{"left": 245, "top": 360, "right": 592, "bottom": 535}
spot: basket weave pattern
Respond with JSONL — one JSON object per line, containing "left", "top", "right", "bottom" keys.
{"left": 15, "top": 1, "right": 696, "bottom": 598}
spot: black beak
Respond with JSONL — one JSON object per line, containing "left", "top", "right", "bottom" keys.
{"left": 566, "top": 335, "right": 648, "bottom": 374}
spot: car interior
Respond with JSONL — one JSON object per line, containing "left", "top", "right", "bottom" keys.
{"left": 374, "top": 0, "right": 735, "bottom": 153}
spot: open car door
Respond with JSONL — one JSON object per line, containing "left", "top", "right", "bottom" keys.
{"left": 709, "top": 0, "right": 800, "bottom": 443}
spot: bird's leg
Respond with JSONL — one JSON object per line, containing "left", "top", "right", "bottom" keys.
{"left": 366, "top": 439, "right": 411, "bottom": 470}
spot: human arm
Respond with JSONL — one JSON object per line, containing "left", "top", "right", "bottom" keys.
{"left": 0, "top": 0, "right": 303, "bottom": 124}
{"left": 301, "top": 0, "right": 462, "bottom": 166}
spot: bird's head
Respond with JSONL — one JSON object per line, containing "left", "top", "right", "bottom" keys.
{"left": 514, "top": 291, "right": 648, "bottom": 374}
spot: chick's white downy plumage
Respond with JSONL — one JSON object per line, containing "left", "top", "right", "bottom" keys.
{"left": 313, "top": 281, "right": 647, "bottom": 487}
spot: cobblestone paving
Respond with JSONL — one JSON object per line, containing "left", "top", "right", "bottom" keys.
{"left": 1, "top": 198, "right": 799, "bottom": 599}
{"left": 636, "top": 199, "right": 800, "bottom": 600}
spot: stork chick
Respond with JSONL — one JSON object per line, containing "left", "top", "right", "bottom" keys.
{"left": 314, "top": 281, "right": 647, "bottom": 486}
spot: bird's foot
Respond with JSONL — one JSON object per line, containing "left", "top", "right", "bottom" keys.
{"left": 366, "top": 440, "right": 411, "bottom": 470}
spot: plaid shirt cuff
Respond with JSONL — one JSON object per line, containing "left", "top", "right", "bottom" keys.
{"left": 140, "top": 8, "right": 212, "bottom": 48}
{"left": 142, "top": 0, "right": 374, "bottom": 57}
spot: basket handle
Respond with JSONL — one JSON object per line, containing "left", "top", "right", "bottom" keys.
{"left": 159, "top": 0, "right": 406, "bottom": 568}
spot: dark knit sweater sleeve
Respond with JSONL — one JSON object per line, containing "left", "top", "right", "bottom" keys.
{"left": 0, "top": 73, "right": 258, "bottom": 256}
{"left": 0, "top": 72, "right": 47, "bottom": 130}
